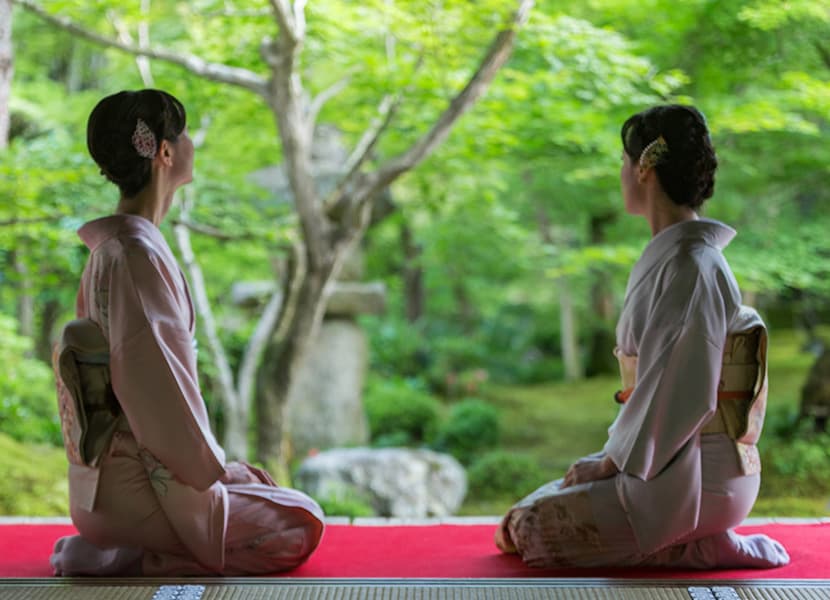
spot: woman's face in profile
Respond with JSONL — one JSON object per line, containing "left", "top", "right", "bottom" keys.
{"left": 170, "top": 127, "right": 195, "bottom": 187}
{"left": 620, "top": 151, "right": 643, "bottom": 216}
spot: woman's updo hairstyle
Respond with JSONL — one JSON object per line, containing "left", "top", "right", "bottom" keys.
{"left": 87, "top": 89, "right": 186, "bottom": 198}
{"left": 621, "top": 104, "right": 717, "bottom": 210}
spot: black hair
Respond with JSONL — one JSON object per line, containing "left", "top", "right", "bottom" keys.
{"left": 86, "top": 89, "right": 186, "bottom": 198}
{"left": 621, "top": 104, "right": 717, "bottom": 210}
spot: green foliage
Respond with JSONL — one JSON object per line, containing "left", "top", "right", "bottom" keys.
{"left": 751, "top": 496, "right": 829, "bottom": 518}
{"left": 313, "top": 488, "right": 376, "bottom": 520}
{"left": 758, "top": 405, "right": 830, "bottom": 498}
{"left": 0, "top": 433, "right": 68, "bottom": 516}
{"left": 0, "top": 315, "right": 62, "bottom": 446}
{"left": 362, "top": 316, "right": 430, "bottom": 379}
{"left": 364, "top": 377, "right": 442, "bottom": 446}
{"left": 760, "top": 432, "right": 830, "bottom": 498}
{"left": 467, "top": 450, "right": 547, "bottom": 501}
{"left": 424, "top": 336, "right": 491, "bottom": 395}
{"left": 432, "top": 398, "right": 500, "bottom": 465}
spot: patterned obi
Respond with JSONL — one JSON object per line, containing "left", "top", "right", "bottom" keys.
{"left": 53, "top": 318, "right": 123, "bottom": 469}
{"left": 613, "top": 323, "right": 768, "bottom": 476}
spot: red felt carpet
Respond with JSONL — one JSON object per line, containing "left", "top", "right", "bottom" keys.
{"left": 1, "top": 522, "right": 827, "bottom": 579}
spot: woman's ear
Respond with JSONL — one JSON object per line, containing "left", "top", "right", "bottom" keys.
{"left": 156, "top": 139, "right": 174, "bottom": 167}
{"left": 637, "top": 165, "right": 653, "bottom": 185}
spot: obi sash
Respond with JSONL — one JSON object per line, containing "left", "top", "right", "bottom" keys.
{"left": 613, "top": 306, "right": 768, "bottom": 476}
{"left": 53, "top": 318, "right": 123, "bottom": 511}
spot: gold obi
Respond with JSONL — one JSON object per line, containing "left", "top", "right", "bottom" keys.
{"left": 53, "top": 318, "right": 123, "bottom": 469}
{"left": 613, "top": 324, "right": 768, "bottom": 476}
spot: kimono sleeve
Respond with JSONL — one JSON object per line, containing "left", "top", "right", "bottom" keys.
{"left": 107, "top": 244, "right": 225, "bottom": 491}
{"left": 604, "top": 257, "right": 729, "bottom": 481}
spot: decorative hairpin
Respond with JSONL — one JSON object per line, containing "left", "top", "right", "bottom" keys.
{"left": 638, "top": 135, "right": 668, "bottom": 169}
{"left": 131, "top": 118, "right": 157, "bottom": 159}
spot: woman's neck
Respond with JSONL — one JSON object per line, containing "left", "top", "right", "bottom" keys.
{"left": 115, "top": 178, "right": 172, "bottom": 226}
{"left": 645, "top": 190, "right": 698, "bottom": 237}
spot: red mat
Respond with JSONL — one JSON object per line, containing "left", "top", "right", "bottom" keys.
{"left": 0, "top": 523, "right": 827, "bottom": 579}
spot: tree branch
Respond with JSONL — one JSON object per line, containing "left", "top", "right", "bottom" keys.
{"left": 12, "top": 0, "right": 269, "bottom": 96}
{"left": 108, "top": 9, "right": 154, "bottom": 87}
{"left": 350, "top": 0, "right": 533, "bottom": 204}
{"left": 324, "top": 94, "right": 396, "bottom": 216}
{"left": 269, "top": 0, "right": 302, "bottom": 44}
{"left": 263, "top": 1, "right": 328, "bottom": 272}
{"left": 173, "top": 189, "right": 240, "bottom": 411}
{"left": 307, "top": 73, "right": 353, "bottom": 136}
{"left": 325, "top": 55, "right": 423, "bottom": 216}
{"left": 203, "top": 8, "right": 270, "bottom": 19}
{"left": 0, "top": 215, "right": 60, "bottom": 227}
{"left": 237, "top": 286, "right": 283, "bottom": 420}
{"left": 169, "top": 218, "right": 258, "bottom": 242}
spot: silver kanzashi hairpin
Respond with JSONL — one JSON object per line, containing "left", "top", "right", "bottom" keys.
{"left": 131, "top": 118, "right": 157, "bottom": 159}
{"left": 638, "top": 135, "right": 668, "bottom": 169}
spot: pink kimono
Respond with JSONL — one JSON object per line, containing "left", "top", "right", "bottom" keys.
{"left": 499, "top": 219, "right": 789, "bottom": 569}
{"left": 51, "top": 214, "right": 324, "bottom": 576}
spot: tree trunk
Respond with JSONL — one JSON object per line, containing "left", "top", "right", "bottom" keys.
{"left": 535, "top": 198, "right": 582, "bottom": 380}
{"left": 0, "top": 0, "right": 12, "bottom": 149}
{"left": 66, "top": 38, "right": 84, "bottom": 92}
{"left": 401, "top": 220, "right": 424, "bottom": 323}
{"left": 559, "top": 278, "right": 582, "bottom": 380}
{"left": 256, "top": 244, "right": 331, "bottom": 479}
{"left": 35, "top": 298, "right": 61, "bottom": 362}
{"left": 585, "top": 212, "right": 618, "bottom": 376}
{"left": 13, "top": 251, "right": 35, "bottom": 347}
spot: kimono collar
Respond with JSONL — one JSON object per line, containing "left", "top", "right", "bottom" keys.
{"left": 626, "top": 218, "right": 736, "bottom": 295}
{"left": 78, "top": 214, "right": 165, "bottom": 252}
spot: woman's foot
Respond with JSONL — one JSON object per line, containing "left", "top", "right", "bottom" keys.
{"left": 51, "top": 535, "right": 143, "bottom": 576}
{"left": 711, "top": 530, "right": 790, "bottom": 569}
{"left": 495, "top": 510, "right": 523, "bottom": 554}
{"left": 494, "top": 525, "right": 517, "bottom": 554}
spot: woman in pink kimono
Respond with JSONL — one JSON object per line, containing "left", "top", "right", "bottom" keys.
{"left": 50, "top": 89, "right": 324, "bottom": 576}
{"left": 495, "top": 105, "right": 790, "bottom": 569}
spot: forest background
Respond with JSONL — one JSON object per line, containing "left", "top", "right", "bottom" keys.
{"left": 1, "top": 0, "right": 829, "bottom": 518}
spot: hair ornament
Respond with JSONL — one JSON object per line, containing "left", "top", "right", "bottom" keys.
{"left": 131, "top": 118, "right": 157, "bottom": 159}
{"left": 639, "top": 135, "right": 668, "bottom": 169}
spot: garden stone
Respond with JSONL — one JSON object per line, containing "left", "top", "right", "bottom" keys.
{"left": 294, "top": 447, "right": 467, "bottom": 518}
{"left": 286, "top": 320, "right": 370, "bottom": 457}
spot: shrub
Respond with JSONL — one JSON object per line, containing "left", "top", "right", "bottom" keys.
{"left": 432, "top": 398, "right": 499, "bottom": 465}
{"left": 478, "top": 303, "right": 564, "bottom": 384}
{"left": 0, "top": 314, "right": 62, "bottom": 445}
{"left": 362, "top": 317, "right": 430, "bottom": 378}
{"left": 759, "top": 433, "right": 830, "bottom": 497}
{"left": 0, "top": 433, "right": 68, "bottom": 515}
{"left": 467, "top": 450, "right": 547, "bottom": 501}
{"left": 314, "top": 488, "right": 375, "bottom": 519}
{"left": 364, "top": 376, "right": 442, "bottom": 446}
{"left": 425, "top": 335, "right": 490, "bottom": 396}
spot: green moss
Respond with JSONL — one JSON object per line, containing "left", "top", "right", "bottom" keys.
{"left": 482, "top": 376, "right": 619, "bottom": 473}
{"left": 751, "top": 496, "right": 829, "bottom": 518}
{"left": 0, "top": 433, "right": 69, "bottom": 516}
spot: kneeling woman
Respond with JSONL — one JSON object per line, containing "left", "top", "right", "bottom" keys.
{"left": 496, "top": 105, "right": 789, "bottom": 569}
{"left": 51, "top": 89, "right": 324, "bottom": 576}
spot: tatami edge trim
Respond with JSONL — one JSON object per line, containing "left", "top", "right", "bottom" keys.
{"left": 2, "top": 577, "right": 830, "bottom": 587}
{"left": 1, "top": 516, "right": 828, "bottom": 526}
{"left": 0, "top": 517, "right": 73, "bottom": 525}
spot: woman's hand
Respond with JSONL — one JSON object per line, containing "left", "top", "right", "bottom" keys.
{"left": 220, "top": 461, "right": 277, "bottom": 486}
{"left": 562, "top": 455, "right": 618, "bottom": 488}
